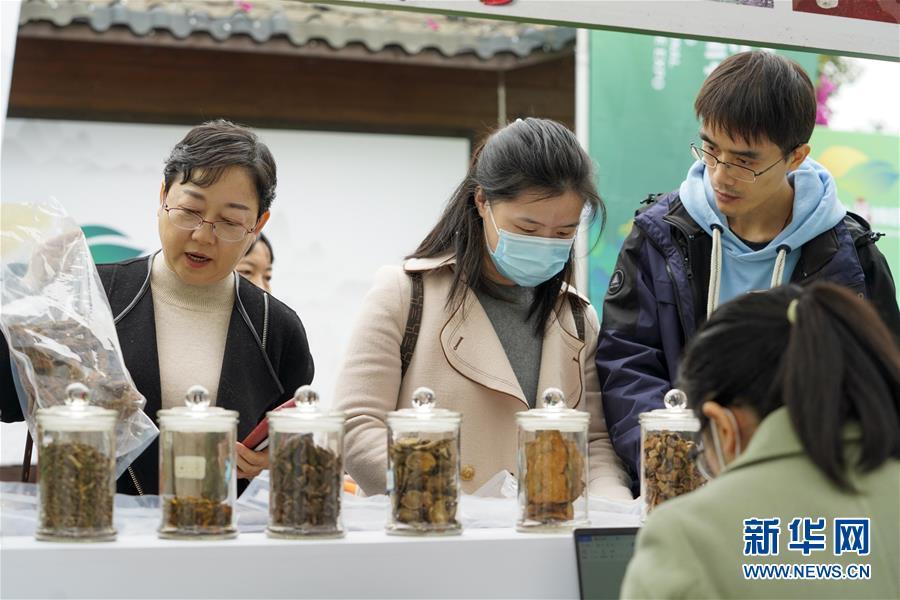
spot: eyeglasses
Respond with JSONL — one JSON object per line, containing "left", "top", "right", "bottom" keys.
{"left": 163, "top": 204, "right": 256, "bottom": 243}
{"left": 690, "top": 143, "right": 791, "bottom": 183}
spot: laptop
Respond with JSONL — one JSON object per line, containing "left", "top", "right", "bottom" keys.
{"left": 574, "top": 527, "right": 640, "bottom": 600}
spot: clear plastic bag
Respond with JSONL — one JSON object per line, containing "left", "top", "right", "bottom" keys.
{"left": 0, "top": 200, "right": 158, "bottom": 477}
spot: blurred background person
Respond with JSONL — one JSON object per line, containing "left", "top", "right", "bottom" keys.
{"left": 622, "top": 282, "right": 899, "bottom": 599}
{"left": 237, "top": 233, "right": 274, "bottom": 292}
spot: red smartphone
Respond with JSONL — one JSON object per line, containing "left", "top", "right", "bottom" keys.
{"left": 241, "top": 398, "right": 296, "bottom": 451}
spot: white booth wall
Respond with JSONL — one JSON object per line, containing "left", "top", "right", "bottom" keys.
{"left": 0, "top": 118, "right": 469, "bottom": 465}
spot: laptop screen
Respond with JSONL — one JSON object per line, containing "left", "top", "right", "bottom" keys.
{"left": 574, "top": 527, "right": 639, "bottom": 600}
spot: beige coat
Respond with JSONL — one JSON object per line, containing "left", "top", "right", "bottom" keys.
{"left": 333, "top": 254, "right": 631, "bottom": 499}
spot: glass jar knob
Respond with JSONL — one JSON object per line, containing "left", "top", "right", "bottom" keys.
{"left": 185, "top": 385, "right": 211, "bottom": 410}
{"left": 64, "top": 382, "right": 90, "bottom": 410}
{"left": 664, "top": 388, "right": 688, "bottom": 410}
{"left": 541, "top": 387, "right": 566, "bottom": 410}
{"left": 294, "top": 385, "right": 319, "bottom": 413}
{"left": 411, "top": 387, "right": 436, "bottom": 412}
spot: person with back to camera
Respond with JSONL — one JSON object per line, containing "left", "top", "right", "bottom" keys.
{"left": 333, "top": 118, "right": 631, "bottom": 500}
{"left": 0, "top": 120, "right": 314, "bottom": 494}
{"left": 621, "top": 282, "right": 899, "bottom": 599}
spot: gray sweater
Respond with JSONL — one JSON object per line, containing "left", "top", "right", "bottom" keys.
{"left": 474, "top": 284, "right": 544, "bottom": 407}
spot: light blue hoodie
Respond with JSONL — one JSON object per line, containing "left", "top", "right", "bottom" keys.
{"left": 679, "top": 158, "right": 846, "bottom": 306}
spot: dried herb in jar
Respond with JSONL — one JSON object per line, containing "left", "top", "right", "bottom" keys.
{"left": 524, "top": 430, "right": 585, "bottom": 522}
{"left": 164, "top": 497, "right": 232, "bottom": 529}
{"left": 39, "top": 440, "right": 113, "bottom": 532}
{"left": 389, "top": 438, "right": 458, "bottom": 527}
{"left": 643, "top": 431, "right": 703, "bottom": 510}
{"left": 270, "top": 434, "right": 341, "bottom": 529}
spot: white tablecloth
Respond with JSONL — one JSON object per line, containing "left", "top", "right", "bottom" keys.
{"left": 0, "top": 478, "right": 642, "bottom": 599}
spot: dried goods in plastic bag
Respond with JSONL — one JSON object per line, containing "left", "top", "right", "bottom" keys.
{"left": 1, "top": 200, "right": 158, "bottom": 477}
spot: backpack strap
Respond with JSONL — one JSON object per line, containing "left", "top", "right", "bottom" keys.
{"left": 400, "top": 272, "right": 424, "bottom": 377}
{"left": 567, "top": 294, "right": 586, "bottom": 342}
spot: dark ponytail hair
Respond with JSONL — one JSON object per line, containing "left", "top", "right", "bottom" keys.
{"left": 408, "top": 118, "right": 606, "bottom": 332}
{"left": 678, "top": 283, "right": 900, "bottom": 490}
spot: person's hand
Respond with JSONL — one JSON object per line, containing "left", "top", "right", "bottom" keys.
{"left": 236, "top": 442, "right": 269, "bottom": 479}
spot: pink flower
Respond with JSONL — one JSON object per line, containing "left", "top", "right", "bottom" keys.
{"left": 815, "top": 73, "right": 836, "bottom": 126}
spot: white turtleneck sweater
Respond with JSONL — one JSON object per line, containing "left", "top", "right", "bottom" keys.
{"left": 150, "top": 253, "right": 235, "bottom": 409}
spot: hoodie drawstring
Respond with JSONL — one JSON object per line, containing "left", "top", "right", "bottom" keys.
{"left": 706, "top": 230, "right": 791, "bottom": 318}
{"left": 707, "top": 225, "right": 723, "bottom": 319}
{"left": 770, "top": 244, "right": 791, "bottom": 288}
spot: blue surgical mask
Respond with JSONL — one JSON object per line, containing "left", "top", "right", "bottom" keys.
{"left": 485, "top": 203, "right": 575, "bottom": 287}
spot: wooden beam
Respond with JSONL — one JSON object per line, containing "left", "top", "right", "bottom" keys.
{"left": 8, "top": 36, "right": 573, "bottom": 137}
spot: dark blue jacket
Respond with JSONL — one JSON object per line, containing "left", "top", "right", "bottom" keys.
{"left": 596, "top": 192, "right": 899, "bottom": 494}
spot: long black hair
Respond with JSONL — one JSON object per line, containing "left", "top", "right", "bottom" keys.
{"left": 408, "top": 118, "right": 606, "bottom": 332}
{"left": 678, "top": 282, "right": 900, "bottom": 490}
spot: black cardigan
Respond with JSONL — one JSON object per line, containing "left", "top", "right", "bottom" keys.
{"left": 1, "top": 254, "right": 314, "bottom": 495}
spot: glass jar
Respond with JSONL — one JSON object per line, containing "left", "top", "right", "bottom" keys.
{"left": 516, "top": 388, "right": 589, "bottom": 532}
{"left": 157, "top": 385, "right": 238, "bottom": 539}
{"left": 639, "top": 389, "right": 704, "bottom": 519}
{"left": 35, "top": 383, "right": 117, "bottom": 542}
{"left": 267, "top": 385, "right": 345, "bottom": 538}
{"left": 385, "top": 387, "right": 461, "bottom": 536}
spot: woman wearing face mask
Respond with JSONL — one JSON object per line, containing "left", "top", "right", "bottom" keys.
{"left": 621, "top": 282, "right": 899, "bottom": 599}
{"left": 333, "top": 118, "right": 631, "bottom": 499}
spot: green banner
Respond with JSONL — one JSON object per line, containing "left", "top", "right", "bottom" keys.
{"left": 587, "top": 31, "right": 818, "bottom": 305}
{"left": 809, "top": 128, "right": 900, "bottom": 303}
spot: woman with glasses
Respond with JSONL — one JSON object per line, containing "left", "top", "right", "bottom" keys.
{"left": 1, "top": 120, "right": 314, "bottom": 494}
{"left": 333, "top": 118, "right": 631, "bottom": 500}
{"left": 621, "top": 282, "right": 899, "bottom": 599}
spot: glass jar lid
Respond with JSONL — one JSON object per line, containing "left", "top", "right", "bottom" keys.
{"left": 157, "top": 385, "right": 239, "bottom": 432}
{"left": 516, "top": 388, "right": 589, "bottom": 432}
{"left": 387, "top": 387, "right": 460, "bottom": 433}
{"left": 638, "top": 389, "right": 700, "bottom": 432}
{"left": 268, "top": 385, "right": 345, "bottom": 433}
{"left": 35, "top": 383, "right": 117, "bottom": 432}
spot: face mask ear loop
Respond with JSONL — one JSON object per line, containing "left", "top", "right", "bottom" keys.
{"left": 726, "top": 408, "right": 742, "bottom": 456}
{"left": 486, "top": 200, "right": 501, "bottom": 236}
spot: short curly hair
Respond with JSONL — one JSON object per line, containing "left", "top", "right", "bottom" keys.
{"left": 163, "top": 119, "right": 276, "bottom": 218}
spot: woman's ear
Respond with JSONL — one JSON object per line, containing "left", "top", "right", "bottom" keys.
{"left": 701, "top": 401, "right": 740, "bottom": 462}
{"left": 254, "top": 211, "right": 270, "bottom": 234}
{"left": 474, "top": 187, "right": 487, "bottom": 219}
{"left": 159, "top": 182, "right": 167, "bottom": 208}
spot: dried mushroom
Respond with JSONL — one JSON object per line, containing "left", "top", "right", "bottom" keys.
{"left": 389, "top": 438, "right": 458, "bottom": 528}
{"left": 6, "top": 320, "right": 143, "bottom": 417}
{"left": 39, "top": 440, "right": 113, "bottom": 533}
{"left": 643, "top": 431, "right": 703, "bottom": 510}
{"left": 164, "top": 497, "right": 232, "bottom": 529}
{"left": 524, "top": 430, "right": 585, "bottom": 522}
{"left": 270, "top": 433, "right": 341, "bottom": 529}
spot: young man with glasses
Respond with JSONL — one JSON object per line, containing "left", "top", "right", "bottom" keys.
{"left": 1, "top": 120, "right": 314, "bottom": 494}
{"left": 596, "top": 51, "right": 898, "bottom": 495}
